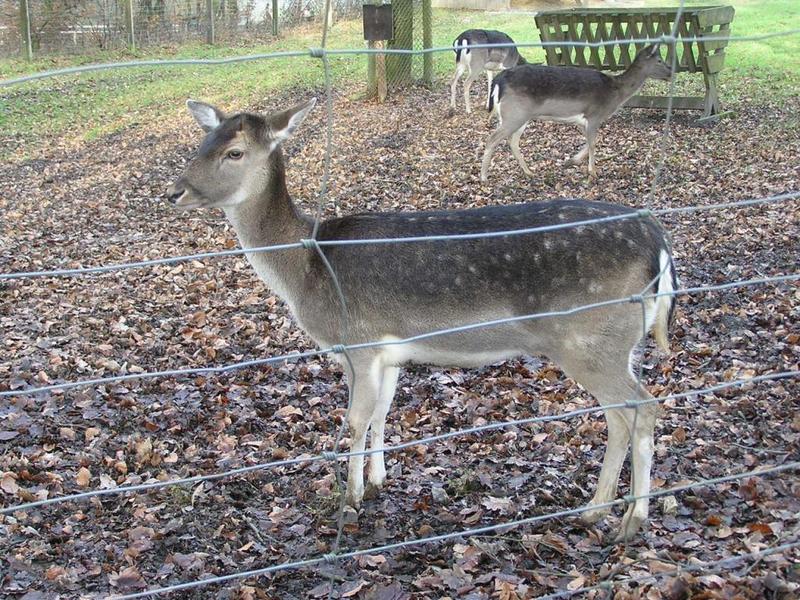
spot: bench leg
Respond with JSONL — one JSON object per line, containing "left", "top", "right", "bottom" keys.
{"left": 702, "top": 71, "right": 721, "bottom": 118}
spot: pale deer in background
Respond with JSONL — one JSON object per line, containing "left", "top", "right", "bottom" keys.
{"left": 482, "top": 44, "right": 672, "bottom": 181}
{"left": 166, "top": 98, "right": 677, "bottom": 541}
{"left": 450, "top": 29, "right": 527, "bottom": 114}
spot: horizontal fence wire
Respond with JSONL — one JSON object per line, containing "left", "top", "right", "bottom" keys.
{"left": 2, "top": 369, "right": 797, "bottom": 516}
{"left": 1, "top": 273, "right": 797, "bottom": 400}
{"left": 2, "top": 191, "right": 798, "bottom": 281}
{"left": 100, "top": 461, "right": 798, "bottom": 598}
{"left": 2, "top": 28, "right": 800, "bottom": 87}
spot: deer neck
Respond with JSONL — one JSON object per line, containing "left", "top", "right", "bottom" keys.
{"left": 222, "top": 151, "right": 312, "bottom": 303}
{"left": 611, "top": 62, "right": 650, "bottom": 105}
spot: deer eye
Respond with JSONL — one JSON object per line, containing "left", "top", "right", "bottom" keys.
{"left": 226, "top": 149, "right": 243, "bottom": 160}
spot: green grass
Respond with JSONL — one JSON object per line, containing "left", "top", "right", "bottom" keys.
{"left": 0, "top": 2, "right": 798, "bottom": 157}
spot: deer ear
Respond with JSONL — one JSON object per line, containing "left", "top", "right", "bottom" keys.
{"left": 187, "top": 100, "right": 225, "bottom": 132}
{"left": 648, "top": 43, "right": 661, "bottom": 57}
{"left": 270, "top": 98, "right": 317, "bottom": 145}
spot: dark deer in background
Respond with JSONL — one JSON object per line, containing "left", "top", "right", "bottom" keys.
{"left": 450, "top": 29, "right": 527, "bottom": 114}
{"left": 482, "top": 44, "right": 672, "bottom": 181}
{"left": 166, "top": 98, "right": 677, "bottom": 541}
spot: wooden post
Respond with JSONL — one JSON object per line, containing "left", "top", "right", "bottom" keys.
{"left": 19, "top": 0, "right": 33, "bottom": 61}
{"left": 271, "top": 0, "right": 278, "bottom": 36}
{"left": 124, "top": 0, "right": 136, "bottom": 51}
{"left": 422, "top": 0, "right": 432, "bottom": 85}
{"left": 206, "top": 0, "right": 215, "bottom": 44}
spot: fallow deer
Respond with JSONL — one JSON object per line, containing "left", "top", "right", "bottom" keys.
{"left": 481, "top": 44, "right": 672, "bottom": 181}
{"left": 166, "top": 98, "right": 677, "bottom": 541}
{"left": 451, "top": 29, "right": 527, "bottom": 114}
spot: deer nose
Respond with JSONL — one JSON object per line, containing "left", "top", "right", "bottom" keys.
{"left": 166, "top": 184, "right": 186, "bottom": 205}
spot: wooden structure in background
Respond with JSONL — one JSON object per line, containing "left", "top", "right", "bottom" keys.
{"left": 364, "top": 4, "right": 393, "bottom": 102}
{"left": 534, "top": 6, "right": 735, "bottom": 117}
{"left": 365, "top": 0, "right": 433, "bottom": 97}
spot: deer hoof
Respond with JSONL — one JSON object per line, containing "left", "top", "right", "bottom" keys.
{"left": 614, "top": 508, "right": 646, "bottom": 542}
{"left": 580, "top": 505, "right": 611, "bottom": 525}
{"left": 344, "top": 488, "right": 363, "bottom": 509}
{"left": 363, "top": 482, "right": 382, "bottom": 501}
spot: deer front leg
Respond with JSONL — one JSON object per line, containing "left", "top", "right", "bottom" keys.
{"left": 343, "top": 361, "right": 382, "bottom": 508}
{"left": 365, "top": 366, "right": 400, "bottom": 497}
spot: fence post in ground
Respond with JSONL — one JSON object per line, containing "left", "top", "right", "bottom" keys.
{"left": 125, "top": 0, "right": 136, "bottom": 51}
{"left": 19, "top": 0, "right": 33, "bottom": 61}
{"left": 422, "top": 0, "right": 432, "bottom": 85}
{"left": 272, "top": 0, "right": 279, "bottom": 36}
{"left": 206, "top": 0, "right": 216, "bottom": 44}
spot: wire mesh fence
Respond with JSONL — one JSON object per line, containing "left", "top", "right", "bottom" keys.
{"left": 1, "top": 0, "right": 363, "bottom": 56}
{"left": 1, "top": 3, "right": 800, "bottom": 597}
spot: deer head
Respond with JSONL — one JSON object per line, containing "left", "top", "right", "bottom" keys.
{"left": 166, "top": 98, "right": 317, "bottom": 210}
{"left": 633, "top": 43, "right": 673, "bottom": 82}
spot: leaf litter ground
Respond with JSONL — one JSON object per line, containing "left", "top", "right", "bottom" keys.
{"left": 1, "top": 84, "right": 799, "bottom": 599}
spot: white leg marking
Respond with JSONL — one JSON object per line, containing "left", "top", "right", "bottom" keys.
{"left": 344, "top": 359, "right": 382, "bottom": 508}
{"left": 367, "top": 366, "right": 400, "bottom": 489}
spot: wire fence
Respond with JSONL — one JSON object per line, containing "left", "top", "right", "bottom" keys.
{"left": 2, "top": 3, "right": 800, "bottom": 597}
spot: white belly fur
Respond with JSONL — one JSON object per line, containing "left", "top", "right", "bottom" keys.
{"left": 378, "top": 337, "right": 523, "bottom": 369}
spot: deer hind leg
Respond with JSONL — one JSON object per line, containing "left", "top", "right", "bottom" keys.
{"left": 365, "top": 365, "right": 400, "bottom": 497}
{"left": 566, "top": 143, "right": 590, "bottom": 166}
{"left": 450, "top": 62, "right": 466, "bottom": 110}
{"left": 585, "top": 122, "right": 600, "bottom": 178}
{"left": 343, "top": 358, "right": 383, "bottom": 508}
{"left": 617, "top": 390, "right": 657, "bottom": 541}
{"left": 554, "top": 341, "right": 658, "bottom": 541}
{"left": 481, "top": 113, "right": 528, "bottom": 182}
{"left": 463, "top": 70, "right": 479, "bottom": 114}
{"left": 461, "top": 51, "right": 480, "bottom": 114}
{"left": 508, "top": 122, "right": 533, "bottom": 178}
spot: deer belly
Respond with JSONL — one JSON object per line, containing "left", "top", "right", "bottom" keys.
{"left": 538, "top": 114, "right": 588, "bottom": 128}
{"left": 378, "top": 337, "right": 524, "bottom": 369}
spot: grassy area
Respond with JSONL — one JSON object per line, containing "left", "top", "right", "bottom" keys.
{"left": 0, "top": 1, "right": 798, "bottom": 157}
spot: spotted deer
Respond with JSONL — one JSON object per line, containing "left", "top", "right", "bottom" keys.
{"left": 450, "top": 29, "right": 527, "bottom": 114}
{"left": 481, "top": 44, "right": 672, "bottom": 181}
{"left": 166, "top": 98, "right": 677, "bottom": 541}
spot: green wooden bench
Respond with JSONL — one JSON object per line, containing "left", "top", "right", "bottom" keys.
{"left": 534, "top": 6, "right": 735, "bottom": 118}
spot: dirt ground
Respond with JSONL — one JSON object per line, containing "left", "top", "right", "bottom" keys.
{"left": 1, "top": 81, "right": 799, "bottom": 599}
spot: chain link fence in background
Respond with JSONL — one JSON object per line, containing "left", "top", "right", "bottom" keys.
{"left": 1, "top": 0, "right": 362, "bottom": 56}
{"left": 2, "top": 0, "right": 427, "bottom": 94}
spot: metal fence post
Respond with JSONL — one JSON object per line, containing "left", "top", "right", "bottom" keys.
{"left": 272, "top": 0, "right": 279, "bottom": 36}
{"left": 207, "top": 0, "right": 216, "bottom": 44}
{"left": 19, "top": 0, "right": 33, "bottom": 61}
{"left": 125, "top": 0, "right": 136, "bottom": 51}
